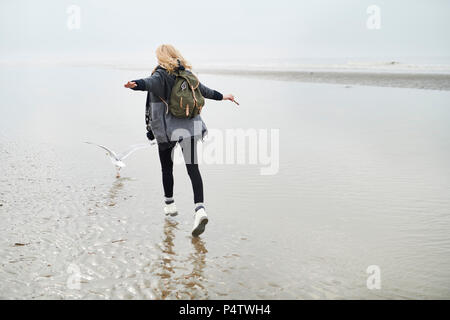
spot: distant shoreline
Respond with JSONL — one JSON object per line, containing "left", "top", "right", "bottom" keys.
{"left": 2, "top": 60, "right": 449, "bottom": 90}
{"left": 195, "top": 68, "right": 450, "bottom": 91}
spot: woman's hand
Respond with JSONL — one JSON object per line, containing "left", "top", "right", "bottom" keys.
{"left": 223, "top": 94, "right": 239, "bottom": 106}
{"left": 124, "top": 81, "right": 137, "bottom": 89}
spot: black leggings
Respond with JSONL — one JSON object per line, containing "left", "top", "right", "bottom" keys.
{"left": 158, "top": 138, "right": 203, "bottom": 204}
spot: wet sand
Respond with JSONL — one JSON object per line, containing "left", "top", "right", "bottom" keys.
{"left": 196, "top": 68, "right": 450, "bottom": 91}
{"left": 1, "top": 64, "right": 450, "bottom": 299}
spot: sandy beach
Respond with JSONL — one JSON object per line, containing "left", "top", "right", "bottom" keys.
{"left": 1, "top": 63, "right": 449, "bottom": 299}
{"left": 196, "top": 68, "right": 450, "bottom": 91}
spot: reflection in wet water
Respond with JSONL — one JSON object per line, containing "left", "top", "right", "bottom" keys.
{"left": 155, "top": 218, "right": 178, "bottom": 299}
{"left": 107, "top": 177, "right": 132, "bottom": 207}
{"left": 179, "top": 237, "right": 208, "bottom": 299}
{"left": 151, "top": 218, "right": 209, "bottom": 299}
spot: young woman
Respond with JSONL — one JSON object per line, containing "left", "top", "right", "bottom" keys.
{"left": 124, "top": 44, "right": 237, "bottom": 237}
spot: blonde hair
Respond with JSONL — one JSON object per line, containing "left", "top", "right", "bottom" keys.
{"left": 153, "top": 44, "right": 192, "bottom": 74}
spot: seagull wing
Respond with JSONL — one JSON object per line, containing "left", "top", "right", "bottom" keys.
{"left": 118, "top": 143, "right": 152, "bottom": 160}
{"left": 84, "top": 142, "right": 119, "bottom": 161}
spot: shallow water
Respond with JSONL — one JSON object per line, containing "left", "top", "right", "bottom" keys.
{"left": 0, "top": 65, "right": 450, "bottom": 299}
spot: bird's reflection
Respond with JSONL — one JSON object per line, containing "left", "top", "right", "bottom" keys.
{"left": 153, "top": 217, "right": 208, "bottom": 299}
{"left": 107, "top": 177, "right": 131, "bottom": 206}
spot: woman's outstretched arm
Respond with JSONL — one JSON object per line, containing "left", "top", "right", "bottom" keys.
{"left": 222, "top": 93, "right": 238, "bottom": 104}
{"left": 126, "top": 77, "right": 237, "bottom": 104}
{"left": 199, "top": 83, "right": 238, "bottom": 105}
{"left": 124, "top": 73, "right": 163, "bottom": 94}
{"left": 124, "top": 80, "right": 142, "bottom": 90}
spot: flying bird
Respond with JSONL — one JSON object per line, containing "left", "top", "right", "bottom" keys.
{"left": 85, "top": 141, "right": 155, "bottom": 178}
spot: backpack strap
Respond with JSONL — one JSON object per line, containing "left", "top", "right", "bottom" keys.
{"left": 158, "top": 96, "right": 169, "bottom": 114}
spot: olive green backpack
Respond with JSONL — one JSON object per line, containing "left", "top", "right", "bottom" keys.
{"left": 163, "top": 70, "right": 205, "bottom": 118}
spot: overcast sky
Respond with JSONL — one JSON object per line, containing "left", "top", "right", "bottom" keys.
{"left": 1, "top": 0, "right": 449, "bottom": 63}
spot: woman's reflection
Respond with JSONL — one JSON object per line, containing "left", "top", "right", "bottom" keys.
{"left": 155, "top": 217, "right": 178, "bottom": 299}
{"left": 154, "top": 217, "right": 209, "bottom": 299}
{"left": 182, "top": 236, "right": 208, "bottom": 299}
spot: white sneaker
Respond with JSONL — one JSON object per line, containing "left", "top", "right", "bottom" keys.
{"left": 192, "top": 208, "right": 208, "bottom": 237}
{"left": 164, "top": 202, "right": 178, "bottom": 216}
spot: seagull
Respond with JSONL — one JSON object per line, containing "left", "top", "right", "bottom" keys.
{"left": 85, "top": 141, "right": 155, "bottom": 178}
